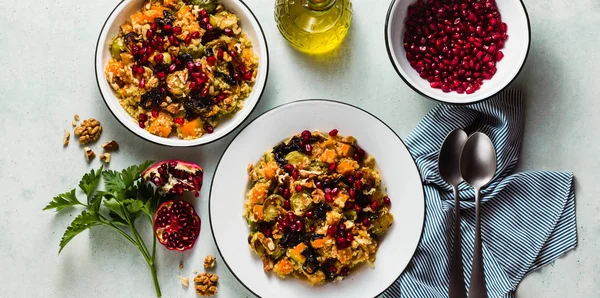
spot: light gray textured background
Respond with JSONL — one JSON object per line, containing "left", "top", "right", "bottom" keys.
{"left": 0, "top": 0, "right": 598, "bottom": 297}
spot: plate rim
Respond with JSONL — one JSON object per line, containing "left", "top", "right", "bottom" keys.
{"left": 208, "top": 99, "right": 426, "bottom": 298}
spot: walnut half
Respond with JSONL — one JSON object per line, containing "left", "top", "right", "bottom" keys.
{"left": 194, "top": 272, "right": 218, "bottom": 297}
{"left": 74, "top": 118, "right": 102, "bottom": 144}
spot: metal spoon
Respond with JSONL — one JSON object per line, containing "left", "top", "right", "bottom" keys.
{"left": 439, "top": 129, "right": 468, "bottom": 298}
{"left": 460, "top": 132, "right": 497, "bottom": 298}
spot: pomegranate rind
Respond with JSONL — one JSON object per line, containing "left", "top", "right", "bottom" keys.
{"left": 154, "top": 200, "right": 201, "bottom": 251}
{"left": 142, "top": 160, "right": 204, "bottom": 196}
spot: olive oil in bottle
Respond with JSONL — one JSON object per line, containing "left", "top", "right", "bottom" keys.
{"left": 275, "top": 0, "right": 352, "bottom": 54}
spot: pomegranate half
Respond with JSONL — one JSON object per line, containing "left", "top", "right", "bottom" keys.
{"left": 154, "top": 200, "right": 201, "bottom": 251}
{"left": 142, "top": 160, "right": 203, "bottom": 197}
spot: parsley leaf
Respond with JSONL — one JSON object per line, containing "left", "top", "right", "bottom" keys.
{"left": 59, "top": 210, "right": 101, "bottom": 254}
{"left": 121, "top": 161, "right": 155, "bottom": 188}
{"left": 79, "top": 166, "right": 103, "bottom": 201}
{"left": 102, "top": 170, "right": 126, "bottom": 194}
{"left": 43, "top": 189, "right": 83, "bottom": 211}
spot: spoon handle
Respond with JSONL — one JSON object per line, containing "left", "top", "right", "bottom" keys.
{"left": 449, "top": 185, "right": 466, "bottom": 298}
{"left": 468, "top": 189, "right": 487, "bottom": 298}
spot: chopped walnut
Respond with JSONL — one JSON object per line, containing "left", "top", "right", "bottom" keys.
{"left": 100, "top": 153, "right": 111, "bottom": 163}
{"left": 74, "top": 118, "right": 102, "bottom": 144}
{"left": 84, "top": 147, "right": 95, "bottom": 162}
{"left": 204, "top": 255, "right": 216, "bottom": 269}
{"left": 194, "top": 272, "right": 218, "bottom": 297}
{"left": 74, "top": 114, "right": 80, "bottom": 121}
{"left": 63, "top": 129, "right": 70, "bottom": 146}
{"left": 72, "top": 120, "right": 77, "bottom": 127}
{"left": 179, "top": 262, "right": 184, "bottom": 270}
{"left": 101, "top": 140, "right": 120, "bottom": 151}
{"left": 179, "top": 276, "right": 189, "bottom": 288}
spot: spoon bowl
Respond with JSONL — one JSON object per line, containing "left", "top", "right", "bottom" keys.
{"left": 439, "top": 129, "right": 469, "bottom": 186}
{"left": 460, "top": 133, "right": 497, "bottom": 189}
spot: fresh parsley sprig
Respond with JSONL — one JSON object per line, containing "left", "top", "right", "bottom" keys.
{"left": 44, "top": 161, "right": 164, "bottom": 297}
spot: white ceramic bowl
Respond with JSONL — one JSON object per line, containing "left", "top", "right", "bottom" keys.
{"left": 385, "top": 0, "right": 530, "bottom": 104}
{"left": 210, "top": 100, "right": 425, "bottom": 298}
{"left": 95, "top": 0, "right": 268, "bottom": 146}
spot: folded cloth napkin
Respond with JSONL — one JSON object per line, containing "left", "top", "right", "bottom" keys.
{"left": 383, "top": 89, "right": 577, "bottom": 298}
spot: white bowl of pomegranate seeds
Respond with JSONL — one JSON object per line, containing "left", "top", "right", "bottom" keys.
{"left": 95, "top": 0, "right": 269, "bottom": 146}
{"left": 210, "top": 100, "right": 425, "bottom": 298}
{"left": 385, "top": 0, "right": 530, "bottom": 104}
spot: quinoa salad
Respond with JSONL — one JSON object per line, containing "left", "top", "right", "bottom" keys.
{"left": 244, "top": 129, "right": 394, "bottom": 285}
{"left": 105, "top": 0, "right": 258, "bottom": 140}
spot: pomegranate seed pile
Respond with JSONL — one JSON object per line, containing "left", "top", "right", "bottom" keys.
{"left": 403, "top": 0, "right": 508, "bottom": 94}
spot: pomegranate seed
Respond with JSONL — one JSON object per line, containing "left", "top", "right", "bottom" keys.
{"left": 146, "top": 29, "right": 154, "bottom": 39}
{"left": 201, "top": 17, "right": 210, "bottom": 24}
{"left": 315, "top": 181, "right": 323, "bottom": 189}
{"left": 223, "top": 28, "right": 233, "bottom": 36}
{"left": 200, "top": 9, "right": 208, "bottom": 18}
{"left": 154, "top": 53, "right": 163, "bottom": 63}
{"left": 284, "top": 164, "right": 294, "bottom": 173}
{"left": 206, "top": 56, "right": 217, "bottom": 65}
{"left": 339, "top": 223, "right": 346, "bottom": 231}
{"left": 206, "top": 24, "right": 214, "bottom": 31}
{"left": 139, "top": 78, "right": 145, "bottom": 89}
{"left": 354, "top": 204, "right": 361, "bottom": 212}
{"left": 135, "top": 65, "right": 144, "bottom": 75}
{"left": 243, "top": 72, "right": 253, "bottom": 81}
{"left": 496, "top": 51, "right": 504, "bottom": 61}
{"left": 349, "top": 188, "right": 356, "bottom": 198}
{"left": 157, "top": 71, "right": 166, "bottom": 80}
{"left": 138, "top": 120, "right": 146, "bottom": 128}
{"left": 305, "top": 211, "right": 313, "bottom": 218}
{"left": 150, "top": 23, "right": 157, "bottom": 31}
{"left": 162, "top": 24, "right": 172, "bottom": 32}
{"left": 201, "top": 88, "right": 209, "bottom": 97}
{"left": 327, "top": 225, "right": 337, "bottom": 236}
{"left": 283, "top": 188, "right": 290, "bottom": 199}
{"left": 229, "top": 50, "right": 237, "bottom": 58}
{"left": 328, "top": 163, "right": 337, "bottom": 172}
{"left": 325, "top": 194, "right": 333, "bottom": 202}
{"left": 310, "top": 226, "right": 316, "bottom": 233}
{"left": 172, "top": 26, "right": 182, "bottom": 35}
{"left": 174, "top": 118, "right": 184, "bottom": 125}
{"left": 139, "top": 114, "right": 148, "bottom": 122}
{"left": 371, "top": 201, "right": 379, "bottom": 211}
{"left": 339, "top": 267, "right": 349, "bottom": 277}
{"left": 354, "top": 171, "right": 363, "bottom": 179}
{"left": 295, "top": 185, "right": 304, "bottom": 192}
{"left": 354, "top": 180, "right": 363, "bottom": 191}
{"left": 190, "top": 31, "right": 200, "bottom": 39}
{"left": 305, "top": 144, "right": 312, "bottom": 152}
{"left": 186, "top": 61, "right": 194, "bottom": 71}
{"left": 216, "top": 94, "right": 228, "bottom": 102}
{"left": 151, "top": 110, "right": 159, "bottom": 117}
{"left": 189, "top": 81, "right": 198, "bottom": 90}
{"left": 292, "top": 170, "right": 299, "bottom": 180}
{"left": 331, "top": 188, "right": 339, "bottom": 196}
{"left": 217, "top": 48, "right": 224, "bottom": 59}
{"left": 383, "top": 196, "right": 391, "bottom": 206}
{"left": 184, "top": 35, "right": 191, "bottom": 45}
{"left": 204, "top": 123, "right": 214, "bottom": 134}
{"left": 362, "top": 217, "right": 371, "bottom": 227}
{"left": 168, "top": 64, "right": 177, "bottom": 72}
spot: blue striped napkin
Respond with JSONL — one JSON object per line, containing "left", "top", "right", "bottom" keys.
{"left": 383, "top": 89, "right": 577, "bottom": 298}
